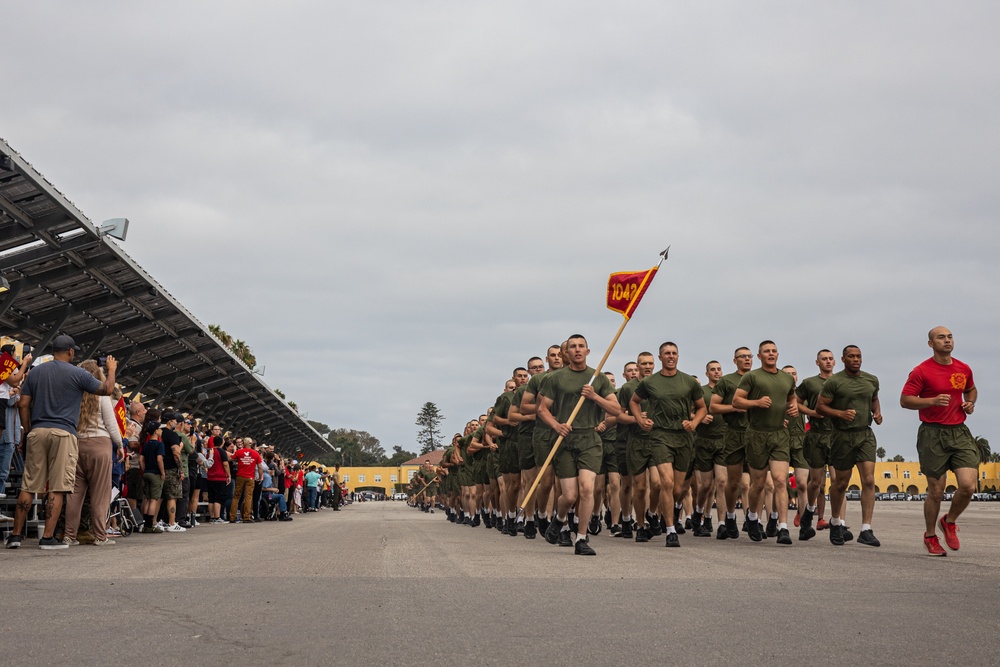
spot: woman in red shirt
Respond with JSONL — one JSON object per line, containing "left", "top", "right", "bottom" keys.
{"left": 205, "top": 436, "right": 231, "bottom": 523}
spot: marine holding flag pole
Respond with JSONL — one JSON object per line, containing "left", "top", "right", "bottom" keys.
{"left": 520, "top": 246, "right": 670, "bottom": 512}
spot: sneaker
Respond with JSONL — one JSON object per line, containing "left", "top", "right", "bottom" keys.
{"left": 924, "top": 533, "right": 947, "bottom": 557}
{"left": 701, "top": 517, "right": 713, "bottom": 537}
{"left": 156, "top": 520, "right": 166, "bottom": 529}
{"left": 716, "top": 523, "right": 729, "bottom": 540}
{"left": 690, "top": 512, "right": 703, "bottom": 536}
{"left": 684, "top": 516, "right": 693, "bottom": 531}
{"left": 650, "top": 518, "right": 663, "bottom": 537}
{"left": 0, "top": 512, "right": 13, "bottom": 522}
{"left": 62, "top": 537, "right": 80, "bottom": 546}
{"left": 107, "top": 528, "right": 122, "bottom": 537}
{"left": 93, "top": 538, "right": 116, "bottom": 546}
{"left": 558, "top": 529, "right": 573, "bottom": 547}
{"left": 150, "top": 525, "right": 164, "bottom": 534}
{"left": 621, "top": 521, "right": 633, "bottom": 539}
{"left": 574, "top": 539, "right": 597, "bottom": 556}
{"left": 799, "top": 509, "right": 816, "bottom": 541}
{"left": 857, "top": 529, "right": 880, "bottom": 547}
{"left": 674, "top": 521, "right": 686, "bottom": 535}
{"left": 177, "top": 520, "right": 191, "bottom": 529}
{"left": 816, "top": 518, "right": 829, "bottom": 530}
{"left": 538, "top": 517, "right": 550, "bottom": 536}
{"left": 524, "top": 521, "right": 537, "bottom": 539}
{"left": 587, "top": 515, "right": 601, "bottom": 536}
{"left": 842, "top": 526, "right": 854, "bottom": 542}
{"left": 793, "top": 512, "right": 801, "bottom": 528}
{"left": 635, "top": 526, "right": 650, "bottom": 543}
{"left": 39, "top": 536, "right": 69, "bottom": 550}
{"left": 665, "top": 532, "right": 680, "bottom": 548}
{"left": 776, "top": 528, "right": 792, "bottom": 545}
{"left": 610, "top": 524, "right": 622, "bottom": 537}
{"left": 742, "top": 516, "right": 750, "bottom": 533}
{"left": 544, "top": 518, "right": 563, "bottom": 545}
{"left": 278, "top": 513, "right": 294, "bottom": 522}
{"left": 830, "top": 524, "right": 845, "bottom": 546}
{"left": 939, "top": 516, "right": 960, "bottom": 551}
{"left": 5, "top": 533, "right": 22, "bottom": 549}
{"left": 211, "top": 518, "right": 227, "bottom": 524}
{"left": 725, "top": 516, "right": 739, "bottom": 540}
{"left": 747, "top": 519, "right": 763, "bottom": 542}
{"left": 604, "top": 509, "right": 613, "bottom": 529}
{"left": 165, "top": 523, "right": 187, "bottom": 532}
{"left": 765, "top": 516, "right": 778, "bottom": 538}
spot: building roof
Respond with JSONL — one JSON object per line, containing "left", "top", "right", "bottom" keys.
{"left": 0, "top": 138, "right": 331, "bottom": 457}
{"left": 403, "top": 450, "right": 445, "bottom": 466}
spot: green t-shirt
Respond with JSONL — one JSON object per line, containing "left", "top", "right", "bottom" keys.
{"left": 601, "top": 392, "right": 618, "bottom": 443}
{"left": 457, "top": 434, "right": 472, "bottom": 464}
{"left": 633, "top": 371, "right": 704, "bottom": 431}
{"left": 796, "top": 374, "right": 833, "bottom": 432}
{"left": 696, "top": 384, "right": 727, "bottom": 438}
{"left": 820, "top": 370, "right": 880, "bottom": 430}
{"left": 179, "top": 435, "right": 194, "bottom": 470}
{"left": 538, "top": 366, "right": 615, "bottom": 431}
{"left": 714, "top": 371, "right": 749, "bottom": 430}
{"left": 442, "top": 446, "right": 455, "bottom": 468}
{"left": 470, "top": 425, "right": 488, "bottom": 460}
{"left": 511, "top": 384, "right": 534, "bottom": 438}
{"left": 618, "top": 378, "right": 650, "bottom": 442}
{"left": 491, "top": 391, "right": 513, "bottom": 441}
{"left": 737, "top": 368, "right": 796, "bottom": 432}
{"left": 524, "top": 371, "right": 552, "bottom": 435}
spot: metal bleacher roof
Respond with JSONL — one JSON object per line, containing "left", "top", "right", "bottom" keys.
{"left": 0, "top": 137, "right": 331, "bottom": 457}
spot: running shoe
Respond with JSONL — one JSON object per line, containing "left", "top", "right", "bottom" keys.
{"left": 621, "top": 521, "right": 633, "bottom": 539}
{"left": 93, "top": 538, "right": 116, "bottom": 546}
{"left": 665, "top": 532, "right": 680, "bottom": 548}
{"left": 544, "top": 517, "right": 563, "bottom": 545}
{"left": 857, "top": 529, "right": 880, "bottom": 547}
{"left": 164, "top": 523, "right": 186, "bottom": 532}
{"left": 939, "top": 516, "right": 960, "bottom": 551}
{"left": 558, "top": 529, "right": 573, "bottom": 547}
{"left": 793, "top": 512, "right": 801, "bottom": 528}
{"left": 829, "top": 524, "right": 845, "bottom": 546}
{"left": 39, "top": 536, "right": 69, "bottom": 550}
{"left": 816, "top": 518, "right": 829, "bottom": 530}
{"left": 61, "top": 537, "right": 80, "bottom": 546}
{"left": 776, "top": 528, "right": 792, "bottom": 545}
{"left": 635, "top": 526, "right": 650, "bottom": 543}
{"left": 524, "top": 521, "right": 537, "bottom": 539}
{"left": 747, "top": 519, "right": 763, "bottom": 542}
{"left": 765, "top": 516, "right": 778, "bottom": 537}
{"left": 587, "top": 515, "right": 601, "bottom": 536}
{"left": 574, "top": 539, "right": 597, "bottom": 556}
{"left": 5, "top": 533, "right": 22, "bottom": 549}
{"left": 0, "top": 512, "right": 13, "bottom": 522}
{"left": 725, "top": 516, "right": 739, "bottom": 540}
{"left": 923, "top": 533, "right": 947, "bottom": 557}
{"left": 609, "top": 524, "right": 622, "bottom": 537}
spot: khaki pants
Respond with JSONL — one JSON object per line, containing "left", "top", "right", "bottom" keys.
{"left": 230, "top": 476, "right": 255, "bottom": 521}
{"left": 65, "top": 436, "right": 114, "bottom": 541}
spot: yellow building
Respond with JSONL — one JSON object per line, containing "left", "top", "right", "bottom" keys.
{"left": 305, "top": 464, "right": 422, "bottom": 495}
{"left": 831, "top": 461, "right": 1000, "bottom": 495}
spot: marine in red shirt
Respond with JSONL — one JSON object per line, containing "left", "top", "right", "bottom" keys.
{"left": 900, "top": 326, "right": 979, "bottom": 556}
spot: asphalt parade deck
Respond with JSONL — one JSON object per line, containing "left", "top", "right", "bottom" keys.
{"left": 3, "top": 501, "right": 999, "bottom": 666}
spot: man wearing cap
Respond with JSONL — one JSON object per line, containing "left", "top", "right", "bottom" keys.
{"left": 159, "top": 412, "right": 187, "bottom": 532}
{"left": 6, "top": 335, "right": 117, "bottom": 549}
{"left": 230, "top": 437, "right": 262, "bottom": 522}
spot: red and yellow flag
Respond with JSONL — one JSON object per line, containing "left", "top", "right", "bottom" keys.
{"left": 0, "top": 352, "right": 18, "bottom": 384}
{"left": 114, "top": 397, "right": 128, "bottom": 438}
{"left": 607, "top": 266, "right": 659, "bottom": 320}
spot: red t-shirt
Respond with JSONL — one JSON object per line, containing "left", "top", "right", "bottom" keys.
{"left": 234, "top": 447, "right": 262, "bottom": 479}
{"left": 901, "top": 357, "right": 975, "bottom": 425}
{"left": 207, "top": 447, "right": 229, "bottom": 481}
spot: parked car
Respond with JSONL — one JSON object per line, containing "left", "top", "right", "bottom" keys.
{"left": 891, "top": 493, "right": 912, "bottom": 501}
{"left": 845, "top": 490, "right": 861, "bottom": 501}
{"left": 942, "top": 492, "right": 954, "bottom": 501}
{"left": 392, "top": 492, "right": 408, "bottom": 501}
{"left": 912, "top": 493, "right": 928, "bottom": 501}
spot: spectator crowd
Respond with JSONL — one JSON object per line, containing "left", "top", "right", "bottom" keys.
{"left": 1, "top": 335, "right": 345, "bottom": 550}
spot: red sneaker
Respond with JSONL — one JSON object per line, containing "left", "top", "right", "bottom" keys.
{"left": 939, "top": 516, "right": 960, "bottom": 551}
{"left": 924, "top": 533, "right": 947, "bottom": 557}
{"left": 793, "top": 513, "right": 801, "bottom": 528}
{"left": 816, "top": 518, "right": 829, "bottom": 530}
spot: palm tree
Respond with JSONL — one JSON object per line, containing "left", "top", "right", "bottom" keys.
{"left": 975, "top": 436, "right": 990, "bottom": 463}
{"left": 208, "top": 324, "right": 232, "bottom": 348}
{"left": 876, "top": 447, "right": 886, "bottom": 462}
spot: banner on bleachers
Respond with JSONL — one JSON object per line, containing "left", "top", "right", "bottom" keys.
{"left": 114, "top": 398, "right": 128, "bottom": 437}
{"left": 0, "top": 352, "right": 18, "bottom": 383}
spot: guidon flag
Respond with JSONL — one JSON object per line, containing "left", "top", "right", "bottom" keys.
{"left": 606, "top": 266, "right": 659, "bottom": 320}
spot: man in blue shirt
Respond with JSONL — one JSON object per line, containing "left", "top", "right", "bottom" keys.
{"left": 304, "top": 466, "right": 321, "bottom": 511}
{"left": 7, "top": 336, "right": 117, "bottom": 550}
{"left": 261, "top": 469, "right": 293, "bottom": 521}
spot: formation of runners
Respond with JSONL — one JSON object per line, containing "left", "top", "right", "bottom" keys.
{"left": 407, "top": 326, "right": 979, "bottom": 557}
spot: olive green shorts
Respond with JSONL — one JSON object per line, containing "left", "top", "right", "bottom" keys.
{"left": 424, "top": 483, "right": 439, "bottom": 496}
{"left": 789, "top": 433, "right": 808, "bottom": 469}
{"left": 486, "top": 451, "right": 500, "bottom": 480}
{"left": 553, "top": 431, "right": 603, "bottom": 479}
{"left": 615, "top": 439, "right": 630, "bottom": 477}
{"left": 829, "top": 428, "right": 876, "bottom": 472}
{"left": 458, "top": 463, "right": 475, "bottom": 488}
{"left": 745, "top": 428, "right": 790, "bottom": 471}
{"left": 517, "top": 431, "right": 536, "bottom": 471}
{"left": 693, "top": 434, "right": 724, "bottom": 473}
{"left": 532, "top": 428, "right": 555, "bottom": 471}
{"left": 627, "top": 429, "right": 693, "bottom": 476}
{"left": 803, "top": 430, "right": 831, "bottom": 469}
{"left": 499, "top": 440, "right": 520, "bottom": 475}
{"left": 474, "top": 457, "right": 490, "bottom": 485}
{"left": 916, "top": 423, "right": 979, "bottom": 479}
{"left": 602, "top": 437, "right": 618, "bottom": 474}
{"left": 722, "top": 428, "right": 748, "bottom": 467}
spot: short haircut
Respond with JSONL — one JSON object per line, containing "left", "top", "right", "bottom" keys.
{"left": 816, "top": 349, "right": 832, "bottom": 358}
{"left": 781, "top": 365, "right": 795, "bottom": 371}
{"left": 547, "top": 344, "right": 561, "bottom": 353}
{"left": 842, "top": 345, "right": 861, "bottom": 356}
{"left": 567, "top": 334, "right": 587, "bottom": 346}
{"left": 706, "top": 360, "right": 721, "bottom": 371}
{"left": 527, "top": 356, "right": 543, "bottom": 365}
{"left": 758, "top": 340, "right": 776, "bottom": 351}
{"left": 658, "top": 341, "right": 677, "bottom": 354}
{"left": 637, "top": 351, "right": 654, "bottom": 360}
{"left": 734, "top": 347, "right": 750, "bottom": 357}
{"left": 513, "top": 367, "right": 527, "bottom": 374}
{"left": 623, "top": 361, "right": 637, "bottom": 372}
{"left": 604, "top": 371, "right": 614, "bottom": 376}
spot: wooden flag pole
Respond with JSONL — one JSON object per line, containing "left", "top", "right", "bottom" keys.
{"left": 413, "top": 475, "right": 441, "bottom": 497}
{"left": 520, "top": 246, "right": 669, "bottom": 512}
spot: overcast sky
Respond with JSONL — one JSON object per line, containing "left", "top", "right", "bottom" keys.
{"left": 5, "top": 3, "right": 998, "bottom": 459}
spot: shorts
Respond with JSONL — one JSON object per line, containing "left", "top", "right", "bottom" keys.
{"left": 474, "top": 457, "right": 489, "bottom": 486}
{"left": 125, "top": 467, "right": 145, "bottom": 502}
{"left": 425, "top": 483, "right": 439, "bottom": 496}
{"left": 517, "top": 432, "right": 536, "bottom": 471}
{"left": 627, "top": 429, "right": 693, "bottom": 476}
{"left": 829, "top": 428, "right": 877, "bottom": 472}
{"left": 553, "top": 431, "right": 603, "bottom": 479}
{"left": 458, "top": 463, "right": 475, "bottom": 488}
{"left": 789, "top": 433, "right": 808, "bottom": 469}
{"left": 499, "top": 440, "right": 520, "bottom": 475}
{"left": 722, "top": 428, "right": 748, "bottom": 467}
{"left": 163, "top": 468, "right": 183, "bottom": 500}
{"left": 143, "top": 472, "right": 164, "bottom": 500}
{"left": 693, "top": 434, "right": 724, "bottom": 473}
{"left": 21, "top": 427, "right": 78, "bottom": 494}
{"left": 602, "top": 437, "right": 618, "bottom": 474}
{"left": 207, "top": 479, "right": 228, "bottom": 503}
{"left": 615, "top": 440, "right": 630, "bottom": 477}
{"left": 532, "top": 428, "right": 556, "bottom": 471}
{"left": 916, "top": 423, "right": 979, "bottom": 478}
{"left": 745, "top": 428, "right": 790, "bottom": 470}
{"left": 486, "top": 451, "right": 500, "bottom": 480}
{"left": 804, "top": 430, "right": 832, "bottom": 469}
